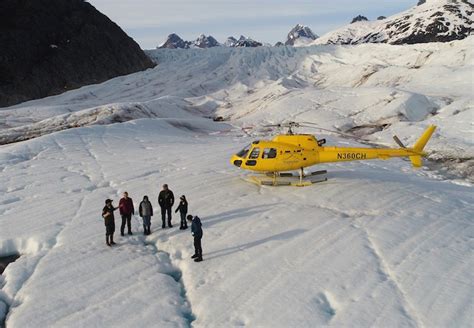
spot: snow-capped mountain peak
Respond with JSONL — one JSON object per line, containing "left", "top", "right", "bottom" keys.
{"left": 224, "top": 36, "right": 238, "bottom": 47}
{"left": 158, "top": 33, "right": 190, "bottom": 49}
{"left": 225, "top": 35, "right": 263, "bottom": 47}
{"left": 192, "top": 34, "right": 221, "bottom": 48}
{"left": 285, "top": 24, "right": 319, "bottom": 45}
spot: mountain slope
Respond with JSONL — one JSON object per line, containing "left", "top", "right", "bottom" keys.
{"left": 0, "top": 0, "right": 155, "bottom": 108}
{"left": 315, "top": 0, "right": 473, "bottom": 45}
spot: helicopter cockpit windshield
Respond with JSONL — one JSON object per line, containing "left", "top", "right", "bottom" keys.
{"left": 236, "top": 144, "right": 251, "bottom": 158}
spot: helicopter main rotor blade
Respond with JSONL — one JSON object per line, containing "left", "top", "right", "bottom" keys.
{"left": 299, "top": 123, "right": 356, "bottom": 138}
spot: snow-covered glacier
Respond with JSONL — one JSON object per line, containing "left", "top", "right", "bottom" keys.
{"left": 0, "top": 38, "right": 473, "bottom": 327}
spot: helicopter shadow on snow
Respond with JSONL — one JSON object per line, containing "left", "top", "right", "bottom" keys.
{"left": 204, "top": 228, "right": 307, "bottom": 261}
{"left": 326, "top": 169, "right": 415, "bottom": 184}
{"left": 326, "top": 167, "right": 471, "bottom": 193}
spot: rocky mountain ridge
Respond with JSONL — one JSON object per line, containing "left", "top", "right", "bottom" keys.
{"left": 158, "top": 33, "right": 264, "bottom": 48}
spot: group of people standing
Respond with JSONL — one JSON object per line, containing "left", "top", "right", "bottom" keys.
{"left": 101, "top": 184, "right": 203, "bottom": 262}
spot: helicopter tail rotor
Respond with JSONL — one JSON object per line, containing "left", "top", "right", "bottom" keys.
{"left": 393, "top": 135, "right": 406, "bottom": 148}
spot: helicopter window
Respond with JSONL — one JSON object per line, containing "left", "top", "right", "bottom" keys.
{"left": 236, "top": 144, "right": 251, "bottom": 158}
{"left": 262, "top": 148, "right": 277, "bottom": 159}
{"left": 249, "top": 147, "right": 260, "bottom": 159}
{"left": 246, "top": 160, "right": 257, "bottom": 166}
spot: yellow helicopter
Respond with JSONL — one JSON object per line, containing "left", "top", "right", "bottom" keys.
{"left": 230, "top": 122, "right": 436, "bottom": 186}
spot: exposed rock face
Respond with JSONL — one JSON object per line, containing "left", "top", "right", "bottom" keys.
{"left": 315, "top": 0, "right": 473, "bottom": 45}
{"left": 351, "top": 15, "right": 369, "bottom": 23}
{"left": 377, "top": 16, "right": 387, "bottom": 20}
{"left": 159, "top": 33, "right": 191, "bottom": 49}
{"left": 285, "top": 24, "right": 318, "bottom": 45}
{"left": 274, "top": 41, "right": 285, "bottom": 47}
{"left": 0, "top": 0, "right": 155, "bottom": 108}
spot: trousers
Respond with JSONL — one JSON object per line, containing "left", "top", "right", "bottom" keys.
{"left": 194, "top": 236, "right": 202, "bottom": 257}
{"left": 161, "top": 207, "right": 172, "bottom": 227}
{"left": 121, "top": 214, "right": 132, "bottom": 234}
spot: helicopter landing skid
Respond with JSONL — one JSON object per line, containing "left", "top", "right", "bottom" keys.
{"left": 249, "top": 170, "right": 327, "bottom": 187}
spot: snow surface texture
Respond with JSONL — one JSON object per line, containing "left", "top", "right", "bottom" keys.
{"left": 1, "top": 37, "right": 473, "bottom": 180}
{"left": 0, "top": 117, "right": 473, "bottom": 327}
{"left": 314, "top": 0, "right": 473, "bottom": 45}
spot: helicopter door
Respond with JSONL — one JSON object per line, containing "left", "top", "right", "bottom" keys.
{"left": 245, "top": 147, "right": 260, "bottom": 166}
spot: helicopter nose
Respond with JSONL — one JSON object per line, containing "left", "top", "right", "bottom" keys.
{"left": 231, "top": 155, "right": 242, "bottom": 167}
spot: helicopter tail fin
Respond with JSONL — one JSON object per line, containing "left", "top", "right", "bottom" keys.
{"left": 408, "top": 125, "right": 436, "bottom": 168}
{"left": 413, "top": 125, "right": 436, "bottom": 152}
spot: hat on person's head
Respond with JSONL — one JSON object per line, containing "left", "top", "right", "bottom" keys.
{"left": 186, "top": 214, "right": 193, "bottom": 221}
{"left": 105, "top": 199, "right": 113, "bottom": 204}
{"left": 180, "top": 195, "right": 186, "bottom": 200}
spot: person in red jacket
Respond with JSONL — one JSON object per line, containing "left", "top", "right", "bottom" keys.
{"left": 119, "top": 191, "right": 135, "bottom": 236}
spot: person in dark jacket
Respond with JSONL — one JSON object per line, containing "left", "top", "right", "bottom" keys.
{"left": 187, "top": 215, "right": 203, "bottom": 262}
{"left": 102, "top": 199, "right": 117, "bottom": 246}
{"left": 158, "top": 184, "right": 174, "bottom": 228}
{"left": 119, "top": 191, "right": 135, "bottom": 236}
{"left": 175, "top": 195, "right": 188, "bottom": 230}
{"left": 139, "top": 195, "right": 153, "bottom": 235}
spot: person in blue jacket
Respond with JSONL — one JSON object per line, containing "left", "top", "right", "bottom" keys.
{"left": 187, "top": 215, "right": 203, "bottom": 262}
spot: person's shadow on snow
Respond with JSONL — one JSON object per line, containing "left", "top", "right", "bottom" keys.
{"left": 204, "top": 229, "right": 307, "bottom": 261}
{"left": 155, "top": 204, "right": 277, "bottom": 240}
{"left": 203, "top": 204, "right": 278, "bottom": 229}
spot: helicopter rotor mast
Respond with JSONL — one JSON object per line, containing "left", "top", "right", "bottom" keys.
{"left": 263, "top": 122, "right": 301, "bottom": 135}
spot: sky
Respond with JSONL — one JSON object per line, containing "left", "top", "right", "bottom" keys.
{"left": 88, "top": 0, "right": 417, "bottom": 49}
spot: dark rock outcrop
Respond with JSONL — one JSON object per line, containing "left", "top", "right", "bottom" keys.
{"left": 351, "top": 15, "right": 369, "bottom": 24}
{"left": 0, "top": 0, "right": 155, "bottom": 108}
{"left": 377, "top": 16, "right": 387, "bottom": 20}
